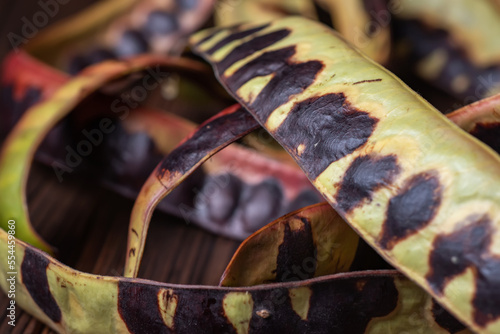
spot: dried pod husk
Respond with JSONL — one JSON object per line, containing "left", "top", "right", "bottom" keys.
{"left": 391, "top": 0, "right": 500, "bottom": 100}
{"left": 316, "top": 0, "right": 391, "bottom": 65}
{"left": 191, "top": 17, "right": 500, "bottom": 333}
{"left": 447, "top": 93, "right": 500, "bottom": 154}
{"left": 0, "top": 52, "right": 321, "bottom": 240}
{"left": 220, "top": 203, "right": 470, "bottom": 333}
{"left": 220, "top": 202, "right": 362, "bottom": 287}
{"left": 0, "top": 51, "right": 68, "bottom": 142}
{"left": 215, "top": 0, "right": 317, "bottom": 27}
{"left": 0, "top": 55, "right": 213, "bottom": 253}
{"left": 24, "top": 0, "right": 215, "bottom": 72}
{"left": 124, "top": 105, "right": 260, "bottom": 277}
{"left": 0, "top": 226, "right": 471, "bottom": 334}
{"left": 119, "top": 107, "right": 321, "bottom": 239}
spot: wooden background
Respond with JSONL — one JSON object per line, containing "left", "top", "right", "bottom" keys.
{"left": 0, "top": 1, "right": 241, "bottom": 333}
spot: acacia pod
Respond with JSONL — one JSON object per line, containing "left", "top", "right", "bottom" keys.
{"left": 393, "top": 0, "right": 500, "bottom": 68}
{"left": 0, "top": 51, "right": 321, "bottom": 240}
{"left": 24, "top": 0, "right": 215, "bottom": 72}
{"left": 0, "top": 55, "right": 210, "bottom": 253}
{"left": 0, "top": 226, "right": 471, "bottom": 334}
{"left": 214, "top": 0, "right": 317, "bottom": 27}
{"left": 391, "top": 0, "right": 500, "bottom": 100}
{"left": 0, "top": 51, "right": 68, "bottom": 142}
{"left": 316, "top": 0, "right": 391, "bottom": 64}
{"left": 190, "top": 17, "right": 500, "bottom": 333}
{"left": 124, "top": 105, "right": 260, "bottom": 277}
{"left": 446, "top": 93, "right": 500, "bottom": 154}
{"left": 120, "top": 108, "right": 321, "bottom": 239}
{"left": 220, "top": 202, "right": 361, "bottom": 287}
{"left": 220, "top": 203, "right": 470, "bottom": 332}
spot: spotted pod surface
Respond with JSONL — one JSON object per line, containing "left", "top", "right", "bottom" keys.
{"left": 0, "top": 55, "right": 210, "bottom": 253}
{"left": 121, "top": 108, "right": 322, "bottom": 239}
{"left": 0, "top": 220, "right": 473, "bottom": 334}
{"left": 124, "top": 105, "right": 260, "bottom": 277}
{"left": 220, "top": 202, "right": 404, "bottom": 288}
{"left": 190, "top": 17, "right": 500, "bottom": 333}
{"left": 220, "top": 202, "right": 361, "bottom": 287}
{"left": 0, "top": 51, "right": 321, "bottom": 240}
{"left": 390, "top": 0, "right": 500, "bottom": 99}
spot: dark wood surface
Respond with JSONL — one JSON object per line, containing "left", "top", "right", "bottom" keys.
{"left": 0, "top": 1, "right": 241, "bottom": 332}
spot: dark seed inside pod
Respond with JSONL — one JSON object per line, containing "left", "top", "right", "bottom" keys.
{"left": 284, "top": 189, "right": 322, "bottom": 214}
{"left": 196, "top": 173, "right": 243, "bottom": 225}
{"left": 470, "top": 123, "right": 500, "bottom": 154}
{"left": 69, "top": 49, "right": 116, "bottom": 74}
{"left": 115, "top": 30, "right": 150, "bottom": 57}
{"left": 68, "top": 55, "right": 91, "bottom": 75}
{"left": 91, "top": 122, "right": 161, "bottom": 189}
{"left": 88, "top": 48, "right": 116, "bottom": 64}
{"left": 242, "top": 179, "right": 283, "bottom": 232}
{"left": 144, "top": 11, "right": 179, "bottom": 36}
{"left": 178, "top": 0, "right": 198, "bottom": 10}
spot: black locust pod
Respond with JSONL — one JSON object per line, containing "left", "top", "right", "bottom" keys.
{"left": 190, "top": 16, "right": 500, "bottom": 333}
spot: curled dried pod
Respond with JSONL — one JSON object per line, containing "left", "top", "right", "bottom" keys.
{"left": 24, "top": 0, "right": 215, "bottom": 72}
{"left": 191, "top": 16, "right": 500, "bottom": 333}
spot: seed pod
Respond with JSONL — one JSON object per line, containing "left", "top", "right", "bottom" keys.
{"left": 124, "top": 104, "right": 260, "bottom": 277}
{"left": 447, "top": 93, "right": 500, "bottom": 154}
{"left": 121, "top": 108, "right": 322, "bottom": 239}
{"left": 316, "top": 0, "right": 391, "bottom": 64}
{"left": 190, "top": 16, "right": 500, "bottom": 333}
{"left": 215, "top": 0, "right": 317, "bottom": 27}
{"left": 391, "top": 0, "right": 500, "bottom": 100}
{"left": 220, "top": 202, "right": 361, "bottom": 287}
{"left": 0, "top": 55, "right": 210, "bottom": 253}
{"left": 0, "top": 226, "right": 470, "bottom": 333}
{"left": 24, "top": 0, "right": 215, "bottom": 71}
